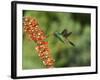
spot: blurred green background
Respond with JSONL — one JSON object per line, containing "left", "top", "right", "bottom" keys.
{"left": 22, "top": 10, "right": 91, "bottom": 69}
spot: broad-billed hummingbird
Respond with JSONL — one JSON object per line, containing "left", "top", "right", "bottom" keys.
{"left": 54, "top": 29, "right": 75, "bottom": 47}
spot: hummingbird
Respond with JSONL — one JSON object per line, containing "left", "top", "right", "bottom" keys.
{"left": 54, "top": 29, "right": 75, "bottom": 47}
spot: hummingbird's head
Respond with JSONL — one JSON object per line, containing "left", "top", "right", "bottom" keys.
{"left": 54, "top": 32, "right": 60, "bottom": 35}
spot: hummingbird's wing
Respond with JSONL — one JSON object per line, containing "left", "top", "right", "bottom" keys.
{"left": 61, "top": 29, "right": 68, "bottom": 37}
{"left": 61, "top": 29, "right": 72, "bottom": 38}
{"left": 61, "top": 29, "right": 67, "bottom": 34}
{"left": 65, "top": 32, "right": 72, "bottom": 38}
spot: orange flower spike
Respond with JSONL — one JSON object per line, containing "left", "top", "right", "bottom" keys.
{"left": 23, "top": 16, "right": 55, "bottom": 68}
{"left": 35, "top": 43, "right": 55, "bottom": 68}
{"left": 43, "top": 57, "right": 55, "bottom": 68}
{"left": 31, "top": 19, "right": 38, "bottom": 27}
{"left": 35, "top": 42, "right": 54, "bottom": 68}
{"left": 23, "top": 17, "right": 38, "bottom": 33}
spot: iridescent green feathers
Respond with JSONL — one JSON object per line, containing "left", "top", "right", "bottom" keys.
{"left": 54, "top": 29, "right": 75, "bottom": 47}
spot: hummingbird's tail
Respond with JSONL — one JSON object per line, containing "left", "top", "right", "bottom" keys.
{"left": 67, "top": 39, "right": 75, "bottom": 47}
